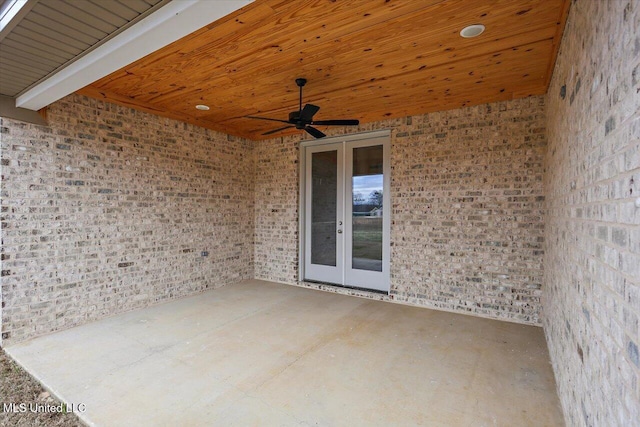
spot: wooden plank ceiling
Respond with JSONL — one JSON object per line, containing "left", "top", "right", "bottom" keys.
{"left": 77, "top": 0, "right": 570, "bottom": 140}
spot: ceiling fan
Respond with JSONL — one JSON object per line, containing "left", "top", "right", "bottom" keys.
{"left": 246, "top": 78, "right": 359, "bottom": 138}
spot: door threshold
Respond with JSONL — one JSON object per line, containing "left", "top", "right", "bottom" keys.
{"left": 303, "top": 280, "right": 389, "bottom": 295}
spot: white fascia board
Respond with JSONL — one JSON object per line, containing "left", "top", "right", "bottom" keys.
{"left": 16, "top": 0, "right": 253, "bottom": 111}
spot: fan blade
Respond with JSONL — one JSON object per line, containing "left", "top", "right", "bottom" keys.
{"left": 262, "top": 125, "right": 295, "bottom": 136}
{"left": 304, "top": 126, "right": 326, "bottom": 139}
{"left": 246, "top": 115, "right": 290, "bottom": 124}
{"left": 299, "top": 104, "right": 320, "bottom": 121}
{"left": 311, "top": 119, "right": 359, "bottom": 126}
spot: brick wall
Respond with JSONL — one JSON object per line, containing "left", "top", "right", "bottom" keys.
{"left": 254, "top": 96, "right": 547, "bottom": 325}
{"left": 543, "top": 0, "right": 640, "bottom": 425}
{"left": 1, "top": 95, "right": 548, "bottom": 343}
{"left": 254, "top": 137, "right": 299, "bottom": 283}
{"left": 0, "top": 94, "right": 254, "bottom": 345}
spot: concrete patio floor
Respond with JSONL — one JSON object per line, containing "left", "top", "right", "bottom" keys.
{"left": 5, "top": 280, "right": 564, "bottom": 426}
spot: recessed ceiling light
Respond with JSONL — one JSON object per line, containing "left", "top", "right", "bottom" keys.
{"left": 460, "top": 24, "right": 485, "bottom": 38}
{"left": 195, "top": 104, "right": 210, "bottom": 111}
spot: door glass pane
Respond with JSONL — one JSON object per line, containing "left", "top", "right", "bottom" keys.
{"left": 311, "top": 151, "right": 337, "bottom": 266}
{"left": 352, "top": 145, "right": 383, "bottom": 271}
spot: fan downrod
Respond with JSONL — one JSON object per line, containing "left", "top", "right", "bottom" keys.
{"left": 293, "top": 77, "right": 308, "bottom": 124}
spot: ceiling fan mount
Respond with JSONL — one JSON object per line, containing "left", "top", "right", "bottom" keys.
{"left": 246, "top": 78, "right": 359, "bottom": 138}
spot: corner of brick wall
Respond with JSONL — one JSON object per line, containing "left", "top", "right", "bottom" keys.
{"left": 0, "top": 94, "right": 255, "bottom": 345}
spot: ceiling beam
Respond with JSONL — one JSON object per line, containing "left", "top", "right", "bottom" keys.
{"left": 15, "top": 0, "right": 253, "bottom": 111}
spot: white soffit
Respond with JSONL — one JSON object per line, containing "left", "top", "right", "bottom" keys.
{"left": 0, "top": 0, "right": 35, "bottom": 40}
{"left": 16, "top": 0, "right": 253, "bottom": 111}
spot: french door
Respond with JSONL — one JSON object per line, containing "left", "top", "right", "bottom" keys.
{"left": 301, "top": 131, "right": 390, "bottom": 292}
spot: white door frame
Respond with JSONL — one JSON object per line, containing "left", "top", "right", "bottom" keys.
{"left": 299, "top": 130, "right": 391, "bottom": 293}
{"left": 303, "top": 142, "right": 344, "bottom": 284}
{"left": 344, "top": 137, "right": 391, "bottom": 292}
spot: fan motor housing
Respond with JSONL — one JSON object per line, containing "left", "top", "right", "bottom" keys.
{"left": 289, "top": 111, "right": 306, "bottom": 128}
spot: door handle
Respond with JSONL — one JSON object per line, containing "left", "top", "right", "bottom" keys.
{"left": 337, "top": 229, "right": 343, "bottom": 234}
